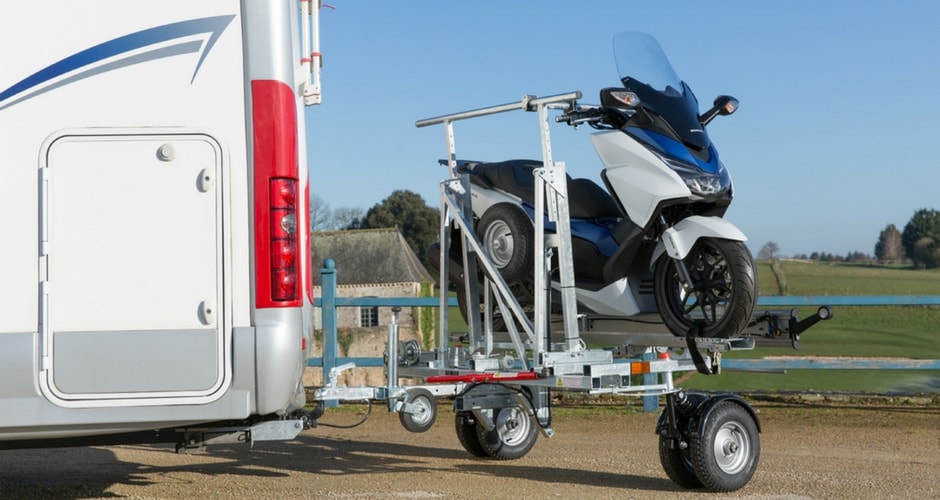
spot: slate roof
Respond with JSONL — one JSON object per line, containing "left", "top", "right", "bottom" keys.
{"left": 311, "top": 228, "right": 435, "bottom": 286}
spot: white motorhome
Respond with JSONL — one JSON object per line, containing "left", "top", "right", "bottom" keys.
{"left": 0, "top": 0, "right": 320, "bottom": 448}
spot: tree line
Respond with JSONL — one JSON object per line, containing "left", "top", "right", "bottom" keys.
{"left": 759, "top": 208, "right": 940, "bottom": 269}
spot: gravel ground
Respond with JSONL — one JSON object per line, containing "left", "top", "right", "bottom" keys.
{"left": 0, "top": 401, "right": 936, "bottom": 499}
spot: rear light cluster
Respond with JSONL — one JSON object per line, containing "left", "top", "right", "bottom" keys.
{"left": 252, "top": 79, "right": 304, "bottom": 308}
{"left": 270, "top": 178, "right": 298, "bottom": 301}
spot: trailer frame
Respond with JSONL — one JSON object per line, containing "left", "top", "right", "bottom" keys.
{"left": 313, "top": 91, "right": 831, "bottom": 491}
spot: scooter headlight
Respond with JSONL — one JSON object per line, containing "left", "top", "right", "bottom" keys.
{"left": 662, "top": 157, "right": 731, "bottom": 197}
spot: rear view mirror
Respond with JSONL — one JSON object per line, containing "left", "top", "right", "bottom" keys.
{"left": 700, "top": 95, "right": 739, "bottom": 126}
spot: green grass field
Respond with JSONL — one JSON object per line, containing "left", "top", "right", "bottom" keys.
{"left": 758, "top": 259, "right": 940, "bottom": 296}
{"left": 682, "top": 260, "right": 940, "bottom": 393}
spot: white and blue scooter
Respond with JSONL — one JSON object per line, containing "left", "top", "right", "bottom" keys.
{"left": 435, "top": 32, "right": 756, "bottom": 339}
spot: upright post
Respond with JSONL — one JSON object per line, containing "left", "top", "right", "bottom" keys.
{"left": 320, "top": 258, "right": 339, "bottom": 407}
{"left": 642, "top": 349, "right": 659, "bottom": 412}
{"left": 386, "top": 307, "right": 401, "bottom": 411}
{"left": 437, "top": 186, "right": 450, "bottom": 358}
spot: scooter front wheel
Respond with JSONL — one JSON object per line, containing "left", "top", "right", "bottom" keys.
{"left": 654, "top": 238, "right": 757, "bottom": 339}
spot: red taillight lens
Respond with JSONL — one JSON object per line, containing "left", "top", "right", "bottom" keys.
{"left": 270, "top": 179, "right": 298, "bottom": 301}
{"left": 272, "top": 179, "right": 296, "bottom": 207}
{"left": 252, "top": 80, "right": 302, "bottom": 307}
{"left": 272, "top": 239, "right": 297, "bottom": 267}
{"left": 273, "top": 267, "right": 298, "bottom": 300}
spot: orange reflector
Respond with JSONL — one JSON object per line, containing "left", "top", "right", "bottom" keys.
{"left": 631, "top": 362, "right": 651, "bottom": 375}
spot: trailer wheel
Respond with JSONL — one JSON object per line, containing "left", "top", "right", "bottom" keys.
{"left": 454, "top": 411, "right": 489, "bottom": 457}
{"left": 658, "top": 437, "right": 704, "bottom": 489}
{"left": 475, "top": 405, "right": 538, "bottom": 460}
{"left": 398, "top": 389, "right": 437, "bottom": 433}
{"left": 689, "top": 401, "right": 760, "bottom": 492}
{"left": 654, "top": 238, "right": 756, "bottom": 338}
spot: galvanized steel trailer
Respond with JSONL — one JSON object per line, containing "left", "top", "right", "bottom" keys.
{"left": 314, "top": 92, "right": 831, "bottom": 492}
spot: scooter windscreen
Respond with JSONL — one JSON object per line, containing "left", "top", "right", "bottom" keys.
{"left": 613, "top": 31, "right": 683, "bottom": 95}
{"left": 612, "top": 31, "right": 710, "bottom": 152}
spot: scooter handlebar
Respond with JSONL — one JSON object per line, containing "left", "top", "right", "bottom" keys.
{"left": 556, "top": 108, "right": 603, "bottom": 126}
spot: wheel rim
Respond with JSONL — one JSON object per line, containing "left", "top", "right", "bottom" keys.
{"left": 409, "top": 396, "right": 434, "bottom": 427}
{"left": 712, "top": 420, "right": 751, "bottom": 474}
{"left": 672, "top": 241, "right": 733, "bottom": 327}
{"left": 495, "top": 406, "right": 531, "bottom": 446}
{"left": 483, "top": 220, "right": 514, "bottom": 268}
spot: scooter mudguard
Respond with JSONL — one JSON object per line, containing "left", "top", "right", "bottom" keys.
{"left": 651, "top": 215, "right": 747, "bottom": 266}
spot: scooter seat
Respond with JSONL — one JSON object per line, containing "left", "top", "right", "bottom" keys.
{"left": 567, "top": 178, "right": 621, "bottom": 219}
{"left": 474, "top": 159, "right": 621, "bottom": 219}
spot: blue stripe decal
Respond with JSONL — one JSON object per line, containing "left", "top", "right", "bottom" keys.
{"left": 1, "top": 43, "right": 202, "bottom": 111}
{"left": 0, "top": 15, "right": 234, "bottom": 108}
{"left": 626, "top": 127, "right": 719, "bottom": 173}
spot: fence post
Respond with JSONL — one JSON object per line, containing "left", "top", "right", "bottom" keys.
{"left": 642, "top": 349, "right": 659, "bottom": 412}
{"left": 321, "top": 258, "right": 339, "bottom": 408}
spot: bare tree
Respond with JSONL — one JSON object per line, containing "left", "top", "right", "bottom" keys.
{"left": 332, "top": 206, "right": 365, "bottom": 230}
{"left": 310, "top": 194, "right": 333, "bottom": 232}
{"left": 758, "top": 241, "right": 780, "bottom": 260}
{"left": 310, "top": 194, "right": 365, "bottom": 231}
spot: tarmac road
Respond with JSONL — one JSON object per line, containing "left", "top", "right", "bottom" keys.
{"left": 0, "top": 401, "right": 936, "bottom": 499}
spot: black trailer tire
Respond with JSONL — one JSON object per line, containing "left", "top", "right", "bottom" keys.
{"left": 689, "top": 401, "right": 760, "bottom": 492}
{"left": 659, "top": 436, "right": 704, "bottom": 489}
{"left": 654, "top": 238, "right": 757, "bottom": 338}
{"left": 475, "top": 405, "right": 538, "bottom": 460}
{"left": 477, "top": 203, "right": 534, "bottom": 283}
{"left": 398, "top": 389, "right": 437, "bottom": 433}
{"left": 454, "top": 411, "right": 489, "bottom": 457}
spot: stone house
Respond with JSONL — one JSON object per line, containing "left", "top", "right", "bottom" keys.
{"left": 307, "top": 228, "right": 436, "bottom": 387}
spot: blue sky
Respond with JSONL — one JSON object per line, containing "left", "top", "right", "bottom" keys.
{"left": 305, "top": 1, "right": 940, "bottom": 257}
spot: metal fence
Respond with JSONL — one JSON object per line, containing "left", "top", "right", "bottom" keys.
{"left": 310, "top": 260, "right": 940, "bottom": 407}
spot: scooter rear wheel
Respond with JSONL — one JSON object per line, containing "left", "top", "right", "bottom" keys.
{"left": 477, "top": 203, "right": 534, "bottom": 282}
{"left": 654, "top": 238, "right": 756, "bottom": 338}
